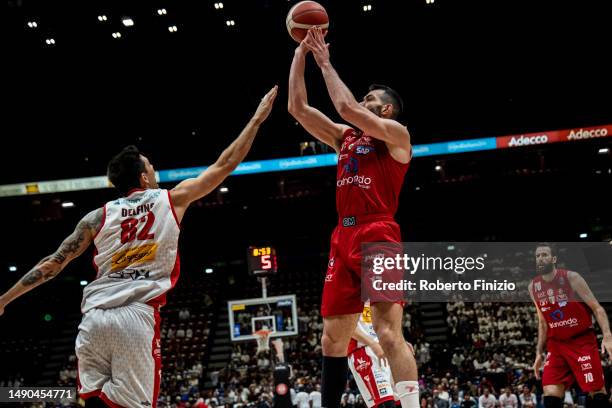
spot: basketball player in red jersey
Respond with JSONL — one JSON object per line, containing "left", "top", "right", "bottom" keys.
{"left": 529, "top": 243, "right": 611, "bottom": 408}
{"left": 0, "top": 86, "right": 277, "bottom": 408}
{"left": 288, "top": 27, "right": 418, "bottom": 408}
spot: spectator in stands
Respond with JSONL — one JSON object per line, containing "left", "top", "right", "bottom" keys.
{"left": 179, "top": 308, "right": 191, "bottom": 321}
{"left": 295, "top": 385, "right": 310, "bottom": 408}
{"left": 310, "top": 383, "right": 322, "bottom": 408}
{"left": 460, "top": 393, "right": 477, "bottom": 408}
{"left": 434, "top": 387, "right": 450, "bottom": 408}
{"left": 177, "top": 325, "right": 186, "bottom": 338}
{"left": 498, "top": 387, "right": 517, "bottom": 408}
{"left": 477, "top": 388, "right": 496, "bottom": 408}
{"left": 519, "top": 385, "right": 537, "bottom": 408}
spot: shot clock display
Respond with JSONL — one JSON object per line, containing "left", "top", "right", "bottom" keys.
{"left": 247, "top": 246, "right": 278, "bottom": 276}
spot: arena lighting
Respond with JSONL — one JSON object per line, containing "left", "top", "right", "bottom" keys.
{"left": 27, "top": 21, "right": 38, "bottom": 28}
{"left": 122, "top": 17, "right": 134, "bottom": 27}
{"left": 157, "top": 8, "right": 167, "bottom": 15}
{"left": 599, "top": 147, "right": 609, "bottom": 154}
{"left": 363, "top": 5, "right": 372, "bottom": 12}
{"left": 435, "top": 165, "right": 442, "bottom": 171}
{"left": 219, "top": 187, "right": 229, "bottom": 193}
{"left": 9, "top": 266, "right": 17, "bottom": 272}
{"left": 214, "top": 3, "right": 224, "bottom": 9}
{"left": 579, "top": 233, "right": 588, "bottom": 239}
{"left": 97, "top": 15, "right": 108, "bottom": 22}
{"left": 205, "top": 268, "right": 214, "bottom": 274}
{"left": 45, "top": 38, "right": 56, "bottom": 45}
{"left": 61, "top": 201, "right": 75, "bottom": 208}
{"left": 80, "top": 280, "right": 88, "bottom": 286}
{"left": 226, "top": 20, "right": 235, "bottom": 26}
{"left": 112, "top": 32, "right": 122, "bottom": 38}
{"left": 168, "top": 25, "right": 178, "bottom": 32}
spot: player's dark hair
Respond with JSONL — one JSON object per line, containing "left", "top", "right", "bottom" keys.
{"left": 535, "top": 242, "right": 557, "bottom": 256}
{"left": 368, "top": 84, "right": 404, "bottom": 119}
{"left": 107, "top": 145, "right": 145, "bottom": 195}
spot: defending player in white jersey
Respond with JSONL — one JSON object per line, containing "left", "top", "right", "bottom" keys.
{"left": 0, "top": 86, "right": 277, "bottom": 408}
{"left": 348, "top": 302, "right": 413, "bottom": 408}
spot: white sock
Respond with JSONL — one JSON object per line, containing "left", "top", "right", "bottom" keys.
{"left": 396, "top": 380, "right": 419, "bottom": 408}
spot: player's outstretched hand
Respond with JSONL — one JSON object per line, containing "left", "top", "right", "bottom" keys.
{"left": 303, "top": 27, "right": 330, "bottom": 68}
{"left": 532, "top": 354, "right": 543, "bottom": 380}
{"left": 295, "top": 39, "right": 311, "bottom": 56}
{"left": 602, "top": 334, "right": 612, "bottom": 361}
{"left": 252, "top": 86, "right": 278, "bottom": 125}
{"left": 371, "top": 342, "right": 388, "bottom": 367}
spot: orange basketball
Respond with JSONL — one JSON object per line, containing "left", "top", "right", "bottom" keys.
{"left": 286, "top": 1, "right": 329, "bottom": 43}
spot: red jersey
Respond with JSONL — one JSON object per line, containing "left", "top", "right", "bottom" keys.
{"left": 336, "top": 128, "right": 410, "bottom": 218}
{"left": 531, "top": 269, "right": 593, "bottom": 340}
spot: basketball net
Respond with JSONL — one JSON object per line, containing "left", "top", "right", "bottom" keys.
{"left": 254, "top": 329, "right": 271, "bottom": 354}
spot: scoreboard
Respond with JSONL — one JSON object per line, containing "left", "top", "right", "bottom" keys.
{"left": 247, "top": 246, "right": 278, "bottom": 276}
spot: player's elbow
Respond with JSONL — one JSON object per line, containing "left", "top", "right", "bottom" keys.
{"left": 288, "top": 101, "right": 307, "bottom": 118}
{"left": 337, "top": 101, "right": 360, "bottom": 121}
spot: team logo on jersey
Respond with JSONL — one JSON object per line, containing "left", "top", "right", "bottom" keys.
{"left": 535, "top": 282, "right": 542, "bottom": 291}
{"left": 581, "top": 363, "right": 593, "bottom": 371}
{"left": 109, "top": 268, "right": 151, "bottom": 280}
{"left": 550, "top": 309, "right": 564, "bottom": 321}
{"left": 111, "top": 243, "right": 158, "bottom": 270}
{"left": 328, "top": 258, "right": 335, "bottom": 268}
{"left": 547, "top": 289, "right": 554, "bottom": 296}
{"left": 356, "top": 357, "right": 371, "bottom": 372}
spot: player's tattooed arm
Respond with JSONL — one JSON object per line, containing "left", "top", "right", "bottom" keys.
{"left": 0, "top": 208, "right": 102, "bottom": 315}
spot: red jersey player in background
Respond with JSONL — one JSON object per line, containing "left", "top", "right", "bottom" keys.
{"left": 288, "top": 27, "right": 418, "bottom": 408}
{"left": 529, "top": 243, "right": 612, "bottom": 408}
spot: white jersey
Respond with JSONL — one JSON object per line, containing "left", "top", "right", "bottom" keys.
{"left": 81, "top": 188, "right": 180, "bottom": 313}
{"left": 349, "top": 301, "right": 378, "bottom": 353}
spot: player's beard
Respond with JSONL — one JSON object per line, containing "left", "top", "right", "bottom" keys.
{"left": 367, "top": 105, "right": 383, "bottom": 117}
{"left": 536, "top": 262, "right": 554, "bottom": 275}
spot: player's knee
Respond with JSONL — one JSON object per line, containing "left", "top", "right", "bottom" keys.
{"left": 587, "top": 393, "right": 609, "bottom": 408}
{"left": 375, "top": 326, "right": 400, "bottom": 351}
{"left": 321, "top": 332, "right": 346, "bottom": 355}
{"left": 543, "top": 396, "right": 563, "bottom": 408}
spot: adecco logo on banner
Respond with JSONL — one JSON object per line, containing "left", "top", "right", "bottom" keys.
{"left": 497, "top": 132, "right": 559, "bottom": 148}
{"left": 565, "top": 127, "right": 609, "bottom": 140}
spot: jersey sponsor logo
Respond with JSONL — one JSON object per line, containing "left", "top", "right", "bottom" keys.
{"left": 355, "top": 146, "right": 375, "bottom": 155}
{"left": 337, "top": 174, "right": 372, "bottom": 188}
{"left": 535, "top": 282, "right": 542, "bottom": 291}
{"left": 109, "top": 268, "right": 151, "bottom": 280}
{"left": 111, "top": 243, "right": 158, "bottom": 271}
{"left": 362, "top": 306, "right": 372, "bottom": 324}
{"left": 548, "top": 317, "right": 578, "bottom": 329}
{"left": 328, "top": 257, "right": 335, "bottom": 268}
{"left": 121, "top": 203, "right": 154, "bottom": 218}
{"left": 567, "top": 127, "right": 608, "bottom": 140}
{"left": 581, "top": 362, "right": 593, "bottom": 371}
{"left": 577, "top": 355, "right": 591, "bottom": 362}
{"left": 508, "top": 134, "right": 549, "bottom": 146}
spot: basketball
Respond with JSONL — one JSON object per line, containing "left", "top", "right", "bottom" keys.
{"left": 286, "top": 1, "right": 329, "bottom": 43}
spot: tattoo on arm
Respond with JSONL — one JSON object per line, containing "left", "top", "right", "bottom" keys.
{"left": 21, "top": 269, "right": 44, "bottom": 286}
{"left": 18, "top": 208, "right": 101, "bottom": 288}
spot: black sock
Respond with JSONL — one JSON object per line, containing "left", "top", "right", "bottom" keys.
{"left": 378, "top": 401, "right": 398, "bottom": 408}
{"left": 588, "top": 393, "right": 610, "bottom": 408}
{"left": 85, "top": 397, "right": 107, "bottom": 408}
{"left": 543, "top": 396, "right": 563, "bottom": 408}
{"left": 321, "top": 356, "right": 348, "bottom": 408}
